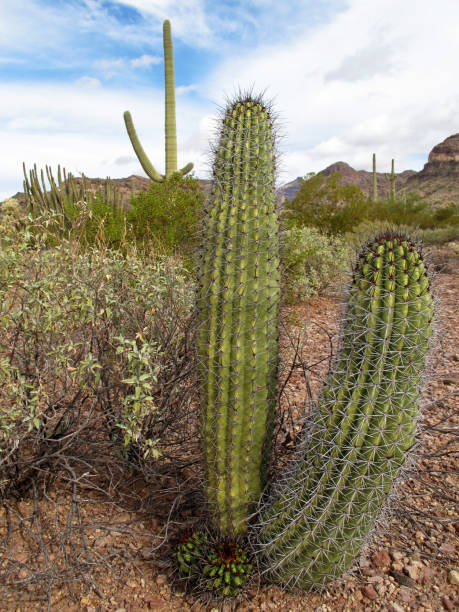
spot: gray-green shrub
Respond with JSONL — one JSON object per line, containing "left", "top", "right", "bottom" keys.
{"left": 280, "top": 226, "right": 352, "bottom": 302}
{"left": 0, "top": 215, "right": 196, "bottom": 495}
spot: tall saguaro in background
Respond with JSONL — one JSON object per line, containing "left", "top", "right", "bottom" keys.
{"left": 372, "top": 153, "right": 378, "bottom": 201}
{"left": 391, "top": 158, "right": 396, "bottom": 201}
{"left": 123, "top": 20, "right": 193, "bottom": 182}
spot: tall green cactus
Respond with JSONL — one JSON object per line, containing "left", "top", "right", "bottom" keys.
{"left": 391, "top": 158, "right": 396, "bottom": 201}
{"left": 256, "top": 236, "right": 434, "bottom": 588}
{"left": 372, "top": 152, "right": 378, "bottom": 201}
{"left": 124, "top": 19, "right": 193, "bottom": 182}
{"left": 196, "top": 95, "right": 281, "bottom": 535}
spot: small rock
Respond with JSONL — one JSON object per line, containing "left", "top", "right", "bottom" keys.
{"left": 156, "top": 573, "right": 168, "bottom": 586}
{"left": 390, "top": 570, "right": 417, "bottom": 588}
{"left": 372, "top": 549, "right": 391, "bottom": 569}
{"left": 139, "top": 547, "right": 155, "bottom": 560}
{"left": 442, "top": 596, "right": 455, "bottom": 611}
{"left": 448, "top": 569, "right": 459, "bottom": 585}
{"left": 398, "top": 586, "right": 414, "bottom": 604}
{"left": 391, "top": 551, "right": 404, "bottom": 562}
{"left": 362, "top": 585, "right": 378, "bottom": 600}
{"left": 367, "top": 574, "right": 384, "bottom": 584}
{"left": 405, "top": 563, "right": 423, "bottom": 582}
{"left": 440, "top": 541, "right": 456, "bottom": 555}
{"left": 421, "top": 566, "right": 435, "bottom": 585}
{"left": 390, "top": 604, "right": 405, "bottom": 612}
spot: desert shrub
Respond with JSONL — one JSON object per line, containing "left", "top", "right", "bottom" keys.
{"left": 283, "top": 172, "right": 370, "bottom": 234}
{"left": 127, "top": 174, "right": 204, "bottom": 263}
{"left": 369, "top": 195, "right": 459, "bottom": 229}
{"left": 284, "top": 173, "right": 459, "bottom": 236}
{"left": 0, "top": 198, "right": 24, "bottom": 237}
{"left": 417, "top": 225, "right": 459, "bottom": 245}
{"left": 0, "top": 217, "right": 196, "bottom": 496}
{"left": 64, "top": 194, "right": 128, "bottom": 249}
{"left": 280, "top": 226, "right": 352, "bottom": 302}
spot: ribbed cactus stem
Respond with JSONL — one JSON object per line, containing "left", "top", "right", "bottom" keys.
{"left": 163, "top": 19, "right": 177, "bottom": 178}
{"left": 197, "top": 95, "right": 280, "bottom": 536}
{"left": 391, "top": 158, "right": 396, "bottom": 201}
{"left": 257, "top": 236, "right": 434, "bottom": 588}
{"left": 372, "top": 153, "right": 378, "bottom": 201}
{"left": 123, "top": 19, "right": 193, "bottom": 182}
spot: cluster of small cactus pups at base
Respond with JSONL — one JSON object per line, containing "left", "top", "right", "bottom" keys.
{"left": 173, "top": 531, "right": 252, "bottom": 597}
{"left": 202, "top": 539, "right": 252, "bottom": 597}
{"left": 173, "top": 530, "right": 208, "bottom": 577}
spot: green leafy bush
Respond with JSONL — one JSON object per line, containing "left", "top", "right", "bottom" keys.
{"left": 0, "top": 216, "right": 196, "bottom": 495}
{"left": 369, "top": 194, "right": 459, "bottom": 229}
{"left": 284, "top": 173, "right": 459, "bottom": 237}
{"left": 0, "top": 198, "right": 24, "bottom": 237}
{"left": 127, "top": 174, "right": 204, "bottom": 262}
{"left": 64, "top": 194, "right": 128, "bottom": 249}
{"left": 283, "top": 172, "right": 370, "bottom": 234}
{"left": 280, "top": 226, "right": 352, "bottom": 302}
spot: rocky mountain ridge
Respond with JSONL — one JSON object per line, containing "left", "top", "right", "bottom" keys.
{"left": 8, "top": 134, "right": 459, "bottom": 207}
{"left": 278, "top": 133, "right": 459, "bottom": 205}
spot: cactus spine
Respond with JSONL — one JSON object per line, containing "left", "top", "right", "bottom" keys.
{"left": 196, "top": 95, "right": 280, "bottom": 535}
{"left": 257, "top": 236, "right": 433, "bottom": 588}
{"left": 124, "top": 20, "right": 193, "bottom": 182}
{"left": 372, "top": 152, "right": 378, "bottom": 201}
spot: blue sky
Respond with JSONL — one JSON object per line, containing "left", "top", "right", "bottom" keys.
{"left": 1, "top": 0, "right": 459, "bottom": 199}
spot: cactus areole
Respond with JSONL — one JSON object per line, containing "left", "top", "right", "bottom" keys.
{"left": 196, "top": 95, "right": 281, "bottom": 536}
{"left": 257, "top": 236, "right": 434, "bottom": 588}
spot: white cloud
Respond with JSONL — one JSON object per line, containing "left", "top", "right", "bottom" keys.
{"left": 203, "top": 0, "right": 459, "bottom": 180}
{"left": 176, "top": 84, "right": 197, "bottom": 95}
{"left": 75, "top": 76, "right": 102, "bottom": 89}
{"left": 0, "top": 81, "right": 210, "bottom": 200}
{"left": 2, "top": 0, "right": 459, "bottom": 199}
{"left": 131, "top": 54, "right": 162, "bottom": 68}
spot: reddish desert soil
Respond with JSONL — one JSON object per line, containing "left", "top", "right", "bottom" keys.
{"left": 0, "top": 270, "right": 457, "bottom": 612}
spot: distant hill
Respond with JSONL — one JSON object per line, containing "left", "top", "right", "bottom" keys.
{"left": 8, "top": 134, "right": 459, "bottom": 207}
{"left": 278, "top": 133, "right": 459, "bottom": 206}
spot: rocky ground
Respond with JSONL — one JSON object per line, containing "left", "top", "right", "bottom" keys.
{"left": 0, "top": 265, "right": 457, "bottom": 612}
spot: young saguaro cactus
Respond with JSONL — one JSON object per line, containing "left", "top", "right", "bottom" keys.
{"left": 124, "top": 19, "right": 193, "bottom": 182}
{"left": 257, "top": 235, "right": 434, "bottom": 588}
{"left": 196, "top": 94, "right": 281, "bottom": 536}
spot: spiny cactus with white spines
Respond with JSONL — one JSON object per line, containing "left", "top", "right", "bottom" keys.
{"left": 256, "top": 235, "right": 434, "bottom": 588}
{"left": 196, "top": 94, "right": 281, "bottom": 536}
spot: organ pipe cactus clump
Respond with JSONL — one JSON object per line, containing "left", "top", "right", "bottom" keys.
{"left": 196, "top": 94, "right": 281, "bottom": 536}
{"left": 256, "top": 235, "right": 434, "bottom": 588}
{"left": 124, "top": 20, "right": 193, "bottom": 182}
